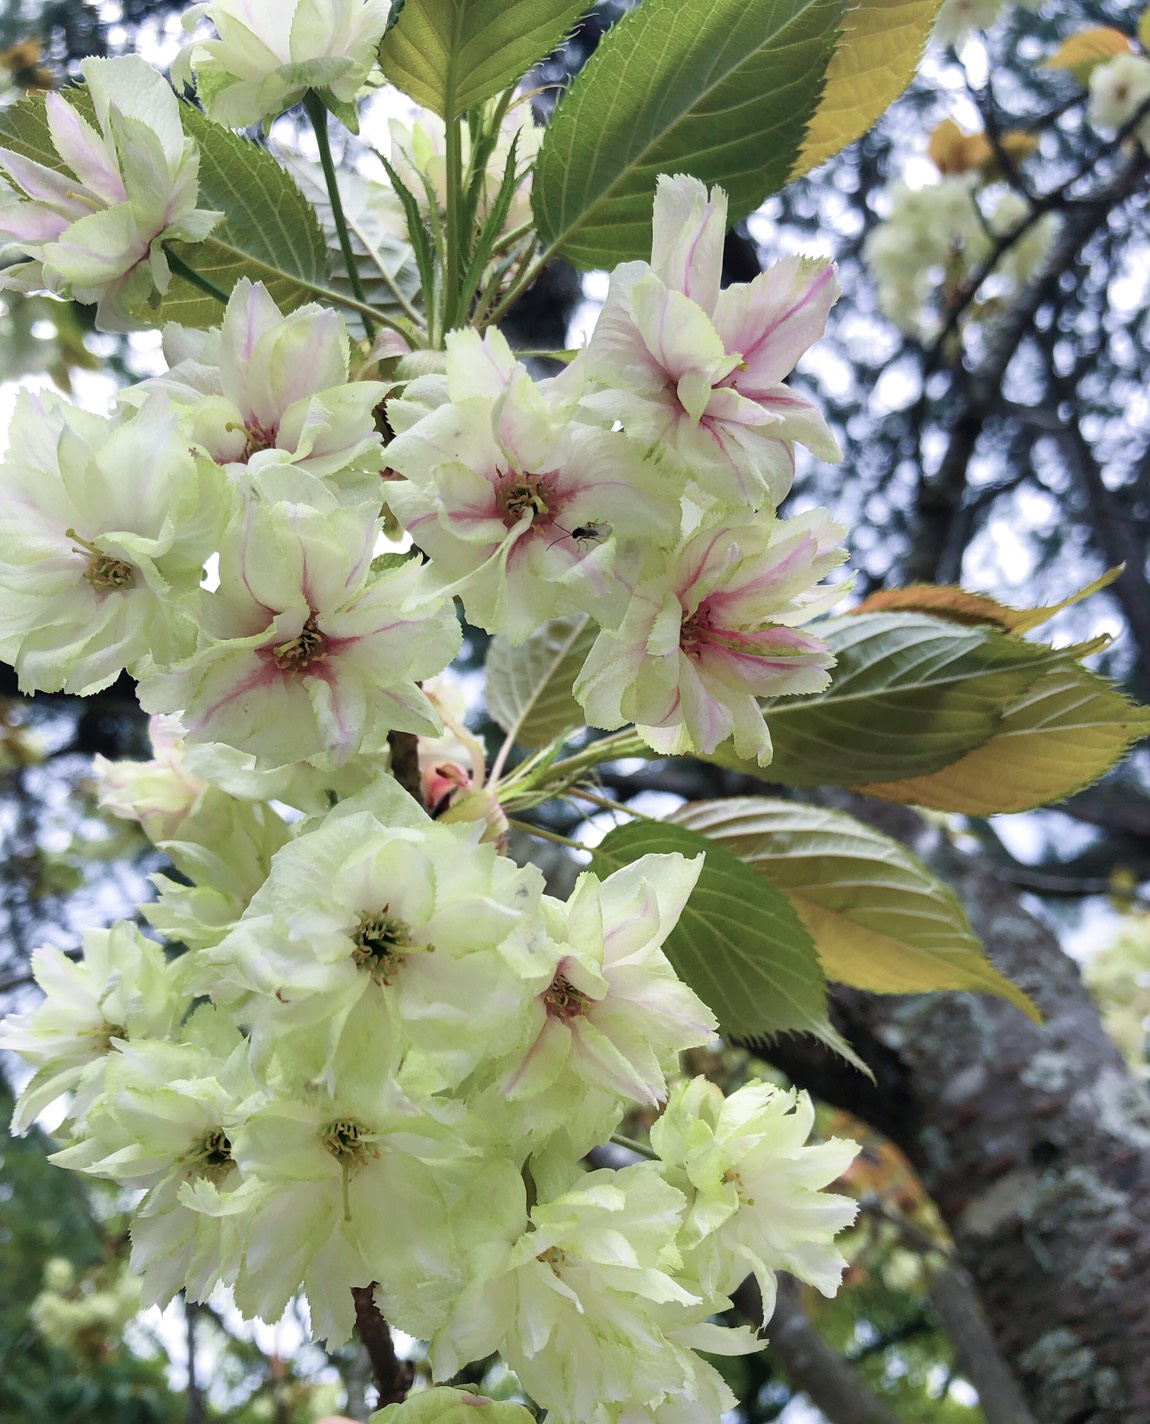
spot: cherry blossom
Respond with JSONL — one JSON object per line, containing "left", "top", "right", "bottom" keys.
{"left": 0, "top": 390, "right": 228, "bottom": 695}
{"left": 0, "top": 57, "right": 222, "bottom": 330}
{"left": 580, "top": 173, "right": 841, "bottom": 508}
{"left": 139, "top": 500, "right": 459, "bottom": 766}
{"left": 176, "top": 0, "right": 393, "bottom": 130}
{"left": 576, "top": 508, "right": 848, "bottom": 764}
{"left": 138, "top": 278, "right": 387, "bottom": 506}
{"left": 386, "top": 327, "right": 677, "bottom": 640}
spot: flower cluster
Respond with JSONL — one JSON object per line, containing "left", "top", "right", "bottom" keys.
{"left": 0, "top": 271, "right": 459, "bottom": 764}
{"left": 388, "top": 174, "right": 849, "bottom": 764}
{"left": 1088, "top": 51, "right": 1150, "bottom": 150}
{"left": 863, "top": 172, "right": 1057, "bottom": 343}
{"left": 2, "top": 735, "right": 857, "bottom": 1420}
{"left": 0, "top": 39, "right": 860, "bottom": 1424}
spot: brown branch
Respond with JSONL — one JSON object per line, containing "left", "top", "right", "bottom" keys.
{"left": 1039, "top": 348, "right": 1150, "bottom": 701}
{"left": 858, "top": 1201, "right": 1039, "bottom": 1424}
{"left": 903, "top": 185, "right": 1129, "bottom": 585}
{"left": 185, "top": 1297, "right": 206, "bottom": 1424}
{"left": 351, "top": 1286, "right": 412, "bottom": 1408}
{"left": 927, "top": 1264, "right": 1038, "bottom": 1424}
{"left": 387, "top": 730, "right": 423, "bottom": 806}
{"left": 754, "top": 1274, "right": 905, "bottom": 1424}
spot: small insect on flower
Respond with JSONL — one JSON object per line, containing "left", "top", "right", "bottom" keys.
{"left": 548, "top": 521, "right": 613, "bottom": 551}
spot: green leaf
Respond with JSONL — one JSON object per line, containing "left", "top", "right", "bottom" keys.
{"left": 592, "top": 820, "right": 868, "bottom": 1072}
{"left": 380, "top": 0, "right": 587, "bottom": 118}
{"left": 485, "top": 615, "right": 595, "bottom": 749}
{"left": 709, "top": 613, "right": 1089, "bottom": 788}
{"left": 532, "top": 0, "right": 844, "bottom": 269}
{"left": 792, "top": 0, "right": 943, "bottom": 176}
{"left": 858, "top": 663, "right": 1150, "bottom": 814}
{"left": 159, "top": 104, "right": 332, "bottom": 326}
{"left": 375, "top": 148, "right": 440, "bottom": 322}
{"left": 672, "top": 798, "right": 1040, "bottom": 1021}
{"left": 284, "top": 156, "right": 423, "bottom": 334}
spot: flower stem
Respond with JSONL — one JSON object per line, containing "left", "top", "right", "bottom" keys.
{"left": 165, "top": 248, "right": 229, "bottom": 305}
{"left": 507, "top": 818, "right": 588, "bottom": 852}
{"left": 610, "top": 1133, "right": 657, "bottom": 1160}
{"left": 569, "top": 786, "right": 635, "bottom": 817}
{"left": 543, "top": 731, "right": 650, "bottom": 787}
{"left": 304, "top": 90, "right": 376, "bottom": 344}
{"left": 443, "top": 108, "right": 464, "bottom": 333}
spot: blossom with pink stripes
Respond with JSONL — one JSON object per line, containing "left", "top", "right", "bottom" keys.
{"left": 386, "top": 327, "right": 677, "bottom": 640}
{"left": 138, "top": 278, "right": 387, "bottom": 507}
{"left": 139, "top": 501, "right": 459, "bottom": 766}
{"left": 0, "top": 57, "right": 221, "bottom": 331}
{"left": 580, "top": 174, "right": 841, "bottom": 509}
{"left": 576, "top": 509, "right": 848, "bottom": 765}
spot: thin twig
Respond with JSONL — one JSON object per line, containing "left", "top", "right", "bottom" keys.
{"left": 350, "top": 1286, "right": 412, "bottom": 1407}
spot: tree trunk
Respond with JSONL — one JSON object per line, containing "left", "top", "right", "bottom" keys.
{"left": 764, "top": 800, "right": 1150, "bottom": 1424}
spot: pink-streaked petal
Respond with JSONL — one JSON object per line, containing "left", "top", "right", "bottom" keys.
{"left": 651, "top": 173, "right": 727, "bottom": 318}
{"left": 219, "top": 278, "right": 286, "bottom": 414}
{"left": 45, "top": 92, "right": 124, "bottom": 200}
{"left": 0, "top": 204, "right": 71, "bottom": 244}
{"left": 630, "top": 275, "right": 735, "bottom": 387}
{"left": 714, "top": 256, "right": 838, "bottom": 389}
{"left": 676, "top": 652, "right": 734, "bottom": 755}
{"left": 0, "top": 145, "right": 100, "bottom": 210}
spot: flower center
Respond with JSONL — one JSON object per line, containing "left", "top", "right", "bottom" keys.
{"left": 500, "top": 470, "right": 555, "bottom": 528}
{"left": 536, "top": 1245, "right": 567, "bottom": 1275}
{"left": 319, "top": 1115, "right": 380, "bottom": 1222}
{"left": 184, "top": 1127, "right": 233, "bottom": 1184}
{"left": 273, "top": 612, "right": 327, "bottom": 672}
{"left": 544, "top": 973, "right": 590, "bottom": 1022}
{"left": 244, "top": 416, "right": 279, "bottom": 458}
{"left": 723, "top": 1166, "right": 755, "bottom": 1206}
{"left": 319, "top": 1116, "right": 377, "bottom": 1170}
{"left": 679, "top": 603, "right": 714, "bottom": 661}
{"left": 351, "top": 909, "right": 419, "bottom": 984}
{"left": 68, "top": 529, "right": 136, "bottom": 592}
{"left": 80, "top": 1019, "right": 127, "bottom": 1053}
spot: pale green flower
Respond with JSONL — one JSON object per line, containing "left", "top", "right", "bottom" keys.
{"left": 432, "top": 1164, "right": 701, "bottom": 1424}
{"left": 137, "top": 278, "right": 387, "bottom": 507}
{"left": 1089, "top": 52, "right": 1150, "bottom": 148}
{"left": 386, "top": 327, "right": 674, "bottom": 642}
{"left": 575, "top": 508, "right": 847, "bottom": 766}
{"left": 138, "top": 500, "right": 460, "bottom": 767}
{"left": 196, "top": 795, "right": 548, "bottom": 1089}
{"left": 371, "top": 1388, "right": 536, "bottom": 1424}
{"left": 1, "top": 922, "right": 186, "bottom": 1134}
{"left": 176, "top": 0, "right": 393, "bottom": 130}
{"left": 49, "top": 1013, "right": 263, "bottom": 1306}
{"left": 501, "top": 854, "right": 715, "bottom": 1152}
{"left": 580, "top": 175, "right": 841, "bottom": 510}
{"left": 652, "top": 1077, "right": 859, "bottom": 1320}
{"left": 0, "top": 390, "right": 230, "bottom": 696}
{"left": 190, "top": 1053, "right": 466, "bottom": 1344}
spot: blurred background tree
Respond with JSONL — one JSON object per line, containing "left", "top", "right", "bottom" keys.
{"left": 2, "top": 0, "right": 1149, "bottom": 1420}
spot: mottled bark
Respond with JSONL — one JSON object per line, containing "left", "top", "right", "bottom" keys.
{"left": 764, "top": 800, "right": 1150, "bottom": 1424}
